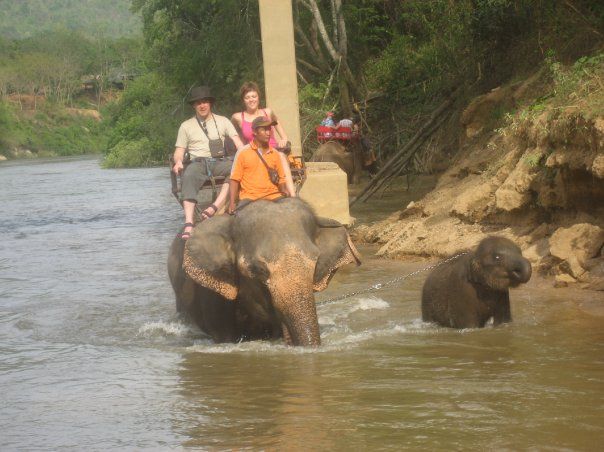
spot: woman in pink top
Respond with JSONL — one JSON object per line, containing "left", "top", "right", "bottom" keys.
{"left": 231, "top": 81, "right": 296, "bottom": 197}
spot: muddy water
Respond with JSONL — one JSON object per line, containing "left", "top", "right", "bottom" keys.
{"left": 1, "top": 157, "right": 603, "bottom": 450}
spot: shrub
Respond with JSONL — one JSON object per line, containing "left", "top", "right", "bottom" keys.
{"left": 103, "top": 137, "right": 153, "bottom": 168}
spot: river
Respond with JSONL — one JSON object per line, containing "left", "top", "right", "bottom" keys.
{"left": 1, "top": 157, "right": 603, "bottom": 450}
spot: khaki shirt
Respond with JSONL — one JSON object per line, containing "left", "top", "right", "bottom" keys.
{"left": 175, "top": 114, "right": 238, "bottom": 158}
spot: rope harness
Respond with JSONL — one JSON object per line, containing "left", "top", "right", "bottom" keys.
{"left": 316, "top": 252, "right": 468, "bottom": 306}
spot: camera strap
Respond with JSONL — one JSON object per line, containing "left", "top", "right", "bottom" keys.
{"left": 255, "top": 148, "right": 279, "bottom": 186}
{"left": 195, "top": 114, "right": 224, "bottom": 143}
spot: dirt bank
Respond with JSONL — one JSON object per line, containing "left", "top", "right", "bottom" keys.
{"left": 352, "top": 61, "right": 604, "bottom": 291}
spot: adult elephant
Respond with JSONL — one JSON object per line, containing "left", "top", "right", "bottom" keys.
{"left": 168, "top": 197, "right": 361, "bottom": 346}
{"left": 310, "top": 141, "right": 363, "bottom": 184}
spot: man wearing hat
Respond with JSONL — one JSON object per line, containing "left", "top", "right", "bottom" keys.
{"left": 228, "top": 117, "right": 287, "bottom": 214}
{"left": 172, "top": 86, "right": 244, "bottom": 239}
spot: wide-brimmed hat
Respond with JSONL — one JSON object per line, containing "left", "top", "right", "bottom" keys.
{"left": 251, "top": 117, "right": 277, "bottom": 129}
{"left": 187, "top": 86, "right": 215, "bottom": 104}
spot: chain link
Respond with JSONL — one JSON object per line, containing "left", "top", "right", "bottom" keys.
{"left": 316, "top": 252, "right": 468, "bottom": 306}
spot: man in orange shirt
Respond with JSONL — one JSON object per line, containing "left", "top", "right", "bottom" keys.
{"left": 228, "top": 117, "right": 287, "bottom": 214}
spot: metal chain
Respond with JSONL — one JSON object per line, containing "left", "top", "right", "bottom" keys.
{"left": 316, "top": 252, "right": 469, "bottom": 306}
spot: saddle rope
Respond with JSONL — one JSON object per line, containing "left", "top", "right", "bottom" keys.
{"left": 315, "top": 252, "right": 468, "bottom": 306}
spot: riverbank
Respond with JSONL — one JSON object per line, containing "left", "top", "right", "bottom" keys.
{"left": 351, "top": 55, "right": 604, "bottom": 292}
{"left": 0, "top": 98, "right": 107, "bottom": 160}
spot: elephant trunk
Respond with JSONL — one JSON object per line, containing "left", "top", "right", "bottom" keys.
{"left": 267, "top": 262, "right": 321, "bottom": 346}
{"left": 272, "top": 289, "right": 321, "bottom": 346}
{"left": 510, "top": 257, "right": 532, "bottom": 286}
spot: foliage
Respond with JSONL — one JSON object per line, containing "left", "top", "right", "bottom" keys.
{"left": 0, "top": 0, "right": 141, "bottom": 39}
{"left": 103, "top": 137, "right": 152, "bottom": 168}
{"left": 0, "top": 23, "right": 143, "bottom": 159}
{"left": 23, "top": 0, "right": 599, "bottom": 169}
{"left": 547, "top": 51, "right": 604, "bottom": 112}
{"left": 132, "top": 0, "right": 261, "bottom": 110}
{"left": 0, "top": 28, "right": 145, "bottom": 104}
{"left": 102, "top": 72, "right": 180, "bottom": 167}
{"left": 495, "top": 51, "right": 603, "bottom": 142}
{"left": 0, "top": 100, "right": 106, "bottom": 157}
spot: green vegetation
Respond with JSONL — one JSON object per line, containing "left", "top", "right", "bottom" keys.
{"left": 547, "top": 51, "right": 604, "bottom": 116}
{"left": 2, "top": 1, "right": 602, "bottom": 168}
{"left": 0, "top": 1, "right": 143, "bottom": 160}
{"left": 495, "top": 50, "right": 604, "bottom": 142}
{"left": 0, "top": 101, "right": 106, "bottom": 157}
{"left": 102, "top": 73, "right": 180, "bottom": 167}
{"left": 0, "top": 0, "right": 140, "bottom": 39}
{"left": 99, "top": 0, "right": 602, "bottom": 168}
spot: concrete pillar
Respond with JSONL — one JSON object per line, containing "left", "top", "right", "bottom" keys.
{"left": 258, "top": 1, "right": 350, "bottom": 225}
{"left": 258, "top": 0, "right": 302, "bottom": 156}
{"left": 299, "top": 162, "right": 352, "bottom": 225}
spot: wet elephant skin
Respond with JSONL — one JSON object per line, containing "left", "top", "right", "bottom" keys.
{"left": 421, "top": 236, "right": 532, "bottom": 328}
{"left": 168, "top": 198, "right": 361, "bottom": 346}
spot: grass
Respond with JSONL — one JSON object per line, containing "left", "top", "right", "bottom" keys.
{"left": 0, "top": 101, "right": 107, "bottom": 158}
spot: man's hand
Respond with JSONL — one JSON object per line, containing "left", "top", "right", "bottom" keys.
{"left": 172, "top": 160, "right": 184, "bottom": 175}
{"left": 227, "top": 202, "right": 236, "bottom": 215}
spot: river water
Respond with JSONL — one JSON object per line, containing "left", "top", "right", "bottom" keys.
{"left": 1, "top": 157, "right": 603, "bottom": 450}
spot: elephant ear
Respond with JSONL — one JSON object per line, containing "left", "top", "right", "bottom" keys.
{"left": 183, "top": 215, "right": 238, "bottom": 300}
{"left": 313, "top": 220, "right": 361, "bottom": 292}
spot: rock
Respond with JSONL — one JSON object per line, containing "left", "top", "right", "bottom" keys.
{"left": 450, "top": 180, "right": 497, "bottom": 221}
{"left": 494, "top": 155, "right": 538, "bottom": 211}
{"left": 0, "top": 155, "right": 7, "bottom": 161}
{"left": 592, "top": 154, "right": 604, "bottom": 179}
{"left": 554, "top": 273, "right": 577, "bottom": 287}
{"left": 528, "top": 223, "right": 553, "bottom": 243}
{"left": 550, "top": 224, "right": 604, "bottom": 266}
{"left": 580, "top": 276, "right": 604, "bottom": 291}
{"left": 559, "top": 255, "right": 588, "bottom": 279}
{"left": 523, "top": 238, "right": 550, "bottom": 264}
{"left": 536, "top": 170, "right": 567, "bottom": 208}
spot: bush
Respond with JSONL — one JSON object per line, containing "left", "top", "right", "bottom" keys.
{"left": 103, "top": 72, "right": 180, "bottom": 167}
{"left": 0, "top": 101, "right": 106, "bottom": 157}
{"left": 103, "top": 137, "right": 153, "bottom": 168}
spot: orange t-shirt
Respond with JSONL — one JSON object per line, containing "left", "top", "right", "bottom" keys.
{"left": 230, "top": 141, "right": 286, "bottom": 200}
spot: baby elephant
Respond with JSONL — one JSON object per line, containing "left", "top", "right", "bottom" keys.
{"left": 421, "top": 236, "right": 532, "bottom": 328}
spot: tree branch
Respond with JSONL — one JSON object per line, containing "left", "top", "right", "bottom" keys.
{"left": 296, "top": 57, "right": 324, "bottom": 75}
{"left": 294, "top": 21, "right": 330, "bottom": 72}
{"left": 298, "top": 0, "right": 339, "bottom": 62}
{"left": 334, "top": 0, "right": 347, "bottom": 56}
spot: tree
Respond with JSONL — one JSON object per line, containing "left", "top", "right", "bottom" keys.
{"left": 294, "top": 0, "right": 362, "bottom": 116}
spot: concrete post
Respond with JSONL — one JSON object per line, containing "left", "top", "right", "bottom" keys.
{"left": 258, "top": 0, "right": 301, "bottom": 156}
{"left": 258, "top": 1, "right": 351, "bottom": 225}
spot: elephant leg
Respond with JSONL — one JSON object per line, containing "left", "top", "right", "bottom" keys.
{"left": 281, "top": 323, "right": 293, "bottom": 346}
{"left": 196, "top": 285, "right": 239, "bottom": 343}
{"left": 492, "top": 294, "right": 512, "bottom": 326}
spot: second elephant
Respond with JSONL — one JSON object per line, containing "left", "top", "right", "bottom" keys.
{"left": 310, "top": 141, "right": 363, "bottom": 184}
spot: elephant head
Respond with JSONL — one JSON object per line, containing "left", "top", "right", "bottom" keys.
{"left": 469, "top": 236, "right": 532, "bottom": 290}
{"left": 182, "top": 198, "right": 361, "bottom": 346}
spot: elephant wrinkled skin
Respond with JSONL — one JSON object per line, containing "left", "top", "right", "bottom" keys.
{"left": 421, "top": 236, "right": 532, "bottom": 328}
{"left": 310, "top": 141, "right": 363, "bottom": 184}
{"left": 168, "top": 198, "right": 361, "bottom": 346}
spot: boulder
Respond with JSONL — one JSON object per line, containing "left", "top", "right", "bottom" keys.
{"left": 554, "top": 273, "right": 577, "bottom": 287}
{"left": 494, "top": 154, "right": 539, "bottom": 211}
{"left": 549, "top": 224, "right": 604, "bottom": 266}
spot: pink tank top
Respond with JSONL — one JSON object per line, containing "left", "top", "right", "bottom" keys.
{"left": 240, "top": 109, "right": 278, "bottom": 147}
